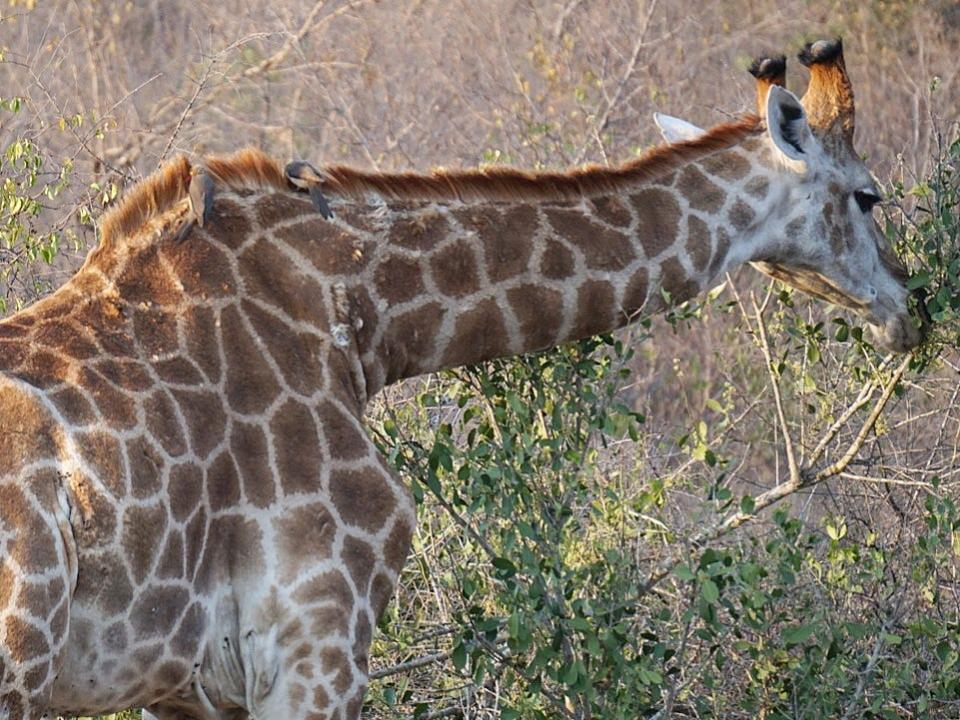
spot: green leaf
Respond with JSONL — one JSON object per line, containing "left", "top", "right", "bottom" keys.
{"left": 673, "top": 565, "right": 695, "bottom": 582}
{"left": 570, "top": 617, "right": 592, "bottom": 632}
{"left": 907, "top": 271, "right": 931, "bottom": 290}
{"left": 825, "top": 517, "right": 846, "bottom": 541}
{"left": 492, "top": 557, "right": 517, "bottom": 577}
{"left": 701, "top": 579, "right": 719, "bottom": 604}
{"left": 639, "top": 666, "right": 664, "bottom": 685}
{"left": 424, "top": 470, "right": 441, "bottom": 495}
{"left": 452, "top": 641, "right": 467, "bottom": 671}
{"left": 507, "top": 612, "right": 520, "bottom": 639}
{"left": 783, "top": 623, "right": 818, "bottom": 646}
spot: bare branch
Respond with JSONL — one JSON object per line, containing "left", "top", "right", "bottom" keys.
{"left": 370, "top": 650, "right": 453, "bottom": 680}
{"left": 751, "top": 290, "right": 800, "bottom": 485}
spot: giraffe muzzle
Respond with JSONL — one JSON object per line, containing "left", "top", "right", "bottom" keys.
{"left": 867, "top": 312, "right": 922, "bottom": 353}
{"left": 865, "top": 289, "right": 925, "bottom": 353}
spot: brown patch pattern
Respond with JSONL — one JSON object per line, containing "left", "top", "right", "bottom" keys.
{"left": 630, "top": 189, "right": 682, "bottom": 258}
{"left": 676, "top": 166, "right": 725, "bottom": 213}
{"left": 545, "top": 209, "right": 635, "bottom": 271}
{"left": 685, "top": 216, "right": 712, "bottom": 273}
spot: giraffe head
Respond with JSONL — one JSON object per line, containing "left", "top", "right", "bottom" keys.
{"left": 657, "top": 41, "right": 922, "bottom": 352}
{"left": 750, "top": 40, "right": 921, "bottom": 352}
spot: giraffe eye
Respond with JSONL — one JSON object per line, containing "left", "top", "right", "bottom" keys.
{"left": 854, "top": 190, "right": 881, "bottom": 212}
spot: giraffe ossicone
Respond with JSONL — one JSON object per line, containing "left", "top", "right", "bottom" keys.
{"left": 0, "top": 40, "right": 920, "bottom": 720}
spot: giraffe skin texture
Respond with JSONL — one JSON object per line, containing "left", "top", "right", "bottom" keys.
{"left": 0, "top": 161, "right": 416, "bottom": 719}
{"left": 0, "top": 49, "right": 920, "bottom": 718}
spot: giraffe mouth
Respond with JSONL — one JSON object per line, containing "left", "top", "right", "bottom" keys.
{"left": 868, "top": 314, "right": 923, "bottom": 353}
{"left": 750, "top": 261, "right": 923, "bottom": 352}
{"left": 750, "top": 261, "right": 872, "bottom": 311}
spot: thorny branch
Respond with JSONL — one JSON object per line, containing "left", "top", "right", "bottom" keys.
{"left": 839, "top": 590, "right": 908, "bottom": 720}
{"left": 158, "top": 58, "right": 216, "bottom": 163}
{"left": 370, "top": 650, "right": 453, "bottom": 680}
{"left": 750, "top": 285, "right": 801, "bottom": 485}
{"left": 574, "top": 0, "right": 660, "bottom": 165}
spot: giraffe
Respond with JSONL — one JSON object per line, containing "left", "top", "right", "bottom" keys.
{"left": 655, "top": 39, "right": 918, "bottom": 344}
{"left": 0, "top": 40, "right": 920, "bottom": 720}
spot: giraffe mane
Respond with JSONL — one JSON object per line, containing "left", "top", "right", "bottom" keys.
{"left": 203, "top": 147, "right": 288, "bottom": 193}
{"left": 95, "top": 114, "right": 760, "bottom": 252}
{"left": 98, "top": 155, "right": 193, "bottom": 251}
{"left": 321, "top": 114, "right": 763, "bottom": 203}
{"left": 97, "top": 148, "right": 288, "bottom": 252}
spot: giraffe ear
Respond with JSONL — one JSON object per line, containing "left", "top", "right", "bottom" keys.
{"left": 653, "top": 112, "right": 706, "bottom": 143}
{"left": 765, "top": 85, "right": 815, "bottom": 163}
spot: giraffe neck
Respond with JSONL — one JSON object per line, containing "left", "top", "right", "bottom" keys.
{"left": 46, "top": 137, "right": 776, "bottom": 408}
{"left": 351, "top": 137, "right": 775, "bottom": 394}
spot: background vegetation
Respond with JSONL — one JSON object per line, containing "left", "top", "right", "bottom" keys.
{"left": 1, "top": 1, "right": 959, "bottom": 718}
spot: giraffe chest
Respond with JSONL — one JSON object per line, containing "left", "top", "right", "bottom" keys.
{"left": 52, "top": 467, "right": 413, "bottom": 717}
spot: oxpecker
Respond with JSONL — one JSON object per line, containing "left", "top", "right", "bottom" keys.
{"left": 174, "top": 166, "right": 215, "bottom": 243}
{"left": 285, "top": 160, "right": 333, "bottom": 219}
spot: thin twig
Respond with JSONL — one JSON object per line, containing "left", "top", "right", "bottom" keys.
{"left": 28, "top": 72, "right": 136, "bottom": 181}
{"left": 804, "top": 352, "right": 897, "bottom": 468}
{"left": 370, "top": 650, "right": 452, "bottom": 680}
{"left": 574, "top": 0, "right": 660, "bottom": 164}
{"left": 421, "top": 707, "right": 463, "bottom": 719}
{"left": 636, "top": 351, "right": 913, "bottom": 597}
{"left": 752, "top": 292, "right": 800, "bottom": 485}
{"left": 159, "top": 59, "right": 216, "bottom": 163}
{"left": 839, "top": 591, "right": 907, "bottom": 720}
{"left": 105, "top": 1, "right": 360, "bottom": 167}
{"left": 812, "top": 354, "right": 912, "bottom": 482}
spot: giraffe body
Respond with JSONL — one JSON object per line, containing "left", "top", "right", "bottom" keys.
{"left": 0, "top": 43, "right": 920, "bottom": 719}
{"left": 0, "top": 168, "right": 415, "bottom": 718}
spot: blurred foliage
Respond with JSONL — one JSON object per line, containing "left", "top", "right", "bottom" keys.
{"left": 366, "top": 346, "right": 960, "bottom": 718}
{"left": 892, "top": 125, "right": 960, "bottom": 356}
{"left": 372, "top": 335, "right": 655, "bottom": 718}
{"left": 0, "top": 99, "right": 115, "bottom": 312}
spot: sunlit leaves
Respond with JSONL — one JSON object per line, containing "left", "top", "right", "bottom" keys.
{"left": 889, "top": 129, "right": 960, "bottom": 355}
{"left": 0, "top": 102, "right": 82, "bottom": 311}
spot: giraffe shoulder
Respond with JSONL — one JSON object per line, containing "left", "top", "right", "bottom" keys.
{"left": 0, "top": 378, "right": 62, "bottom": 479}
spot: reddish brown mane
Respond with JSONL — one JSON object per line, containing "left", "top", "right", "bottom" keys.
{"left": 93, "top": 116, "right": 760, "bottom": 256}
{"left": 321, "top": 115, "right": 762, "bottom": 202}
{"left": 98, "top": 155, "right": 193, "bottom": 251}
{"left": 96, "top": 148, "right": 288, "bottom": 253}
{"left": 203, "top": 148, "right": 288, "bottom": 192}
